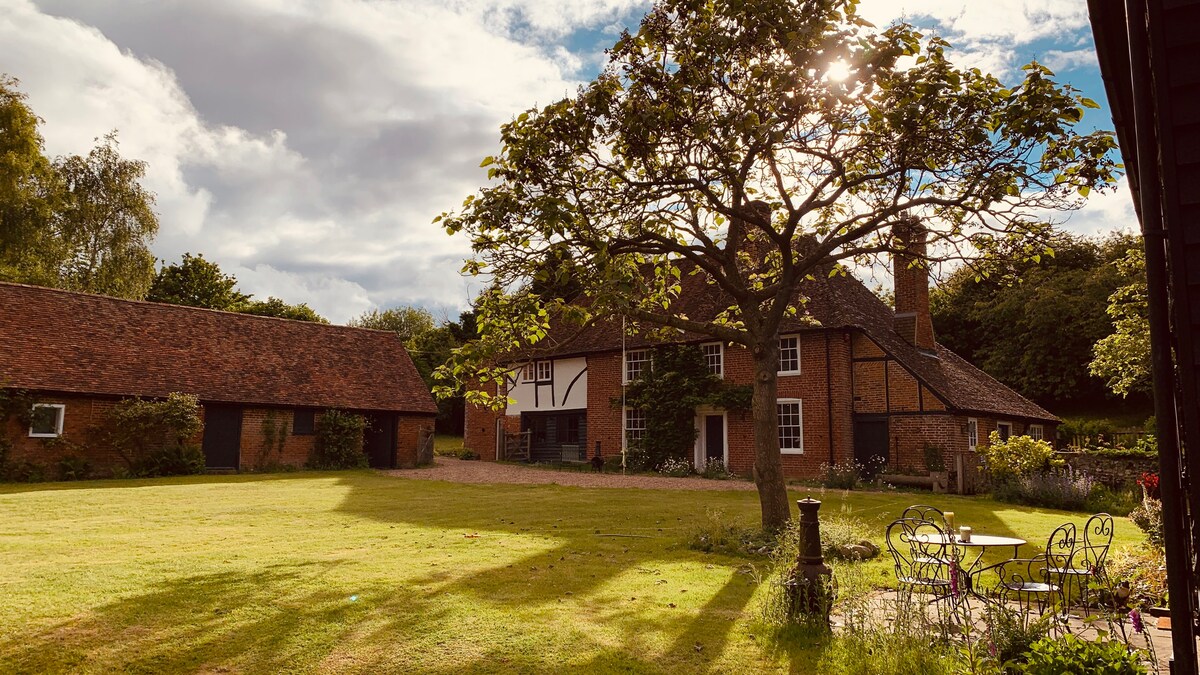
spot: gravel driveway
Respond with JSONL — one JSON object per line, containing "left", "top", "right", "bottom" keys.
{"left": 383, "top": 457, "right": 757, "bottom": 491}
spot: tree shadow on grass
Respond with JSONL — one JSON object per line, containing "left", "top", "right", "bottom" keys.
{"left": 332, "top": 476, "right": 769, "bottom": 671}
{"left": 0, "top": 561, "right": 454, "bottom": 674}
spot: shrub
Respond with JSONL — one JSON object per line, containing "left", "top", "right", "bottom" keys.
{"left": 656, "top": 457, "right": 693, "bottom": 477}
{"left": 1020, "top": 635, "right": 1146, "bottom": 675}
{"left": 992, "top": 470, "right": 1095, "bottom": 511}
{"left": 138, "top": 444, "right": 206, "bottom": 477}
{"left": 981, "top": 603, "right": 1051, "bottom": 667}
{"left": 979, "top": 432, "right": 1062, "bottom": 481}
{"left": 103, "top": 393, "right": 204, "bottom": 475}
{"left": 56, "top": 455, "right": 92, "bottom": 481}
{"left": 1106, "top": 543, "right": 1168, "bottom": 607}
{"left": 457, "top": 449, "right": 479, "bottom": 460}
{"left": 686, "top": 509, "right": 772, "bottom": 556}
{"left": 820, "top": 459, "right": 867, "bottom": 489}
{"left": 1129, "top": 499, "right": 1164, "bottom": 549}
{"left": 700, "top": 458, "right": 732, "bottom": 479}
{"left": 1084, "top": 484, "right": 1140, "bottom": 517}
{"left": 308, "top": 410, "right": 368, "bottom": 469}
{"left": 923, "top": 443, "right": 946, "bottom": 472}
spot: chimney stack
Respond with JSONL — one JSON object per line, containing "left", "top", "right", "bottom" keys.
{"left": 892, "top": 219, "right": 935, "bottom": 352}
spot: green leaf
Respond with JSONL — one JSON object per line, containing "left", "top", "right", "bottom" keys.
{"left": 479, "top": 156, "right": 495, "bottom": 168}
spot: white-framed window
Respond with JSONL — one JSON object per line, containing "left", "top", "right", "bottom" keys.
{"left": 967, "top": 418, "right": 978, "bottom": 451}
{"left": 702, "top": 342, "right": 723, "bottom": 377}
{"left": 624, "top": 407, "right": 646, "bottom": 444}
{"left": 778, "top": 336, "right": 800, "bottom": 374}
{"left": 777, "top": 399, "right": 803, "bottom": 454}
{"left": 997, "top": 422, "right": 1013, "bottom": 442}
{"left": 521, "top": 362, "right": 536, "bottom": 382}
{"left": 1028, "top": 424, "right": 1044, "bottom": 441}
{"left": 535, "top": 360, "right": 553, "bottom": 382}
{"left": 28, "top": 403, "right": 65, "bottom": 438}
{"left": 624, "top": 349, "right": 650, "bottom": 383}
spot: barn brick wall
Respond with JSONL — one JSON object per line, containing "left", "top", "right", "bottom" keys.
{"left": 3, "top": 394, "right": 130, "bottom": 474}
{"left": 464, "top": 379, "right": 502, "bottom": 460}
{"left": 396, "top": 415, "right": 435, "bottom": 468}
{"left": 238, "top": 407, "right": 314, "bottom": 469}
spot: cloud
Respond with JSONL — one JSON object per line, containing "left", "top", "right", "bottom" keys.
{"left": 11, "top": 0, "right": 632, "bottom": 322}
{"left": 6, "top": 0, "right": 1118, "bottom": 326}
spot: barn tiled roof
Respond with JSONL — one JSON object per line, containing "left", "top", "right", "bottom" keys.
{"left": 525, "top": 269, "right": 1057, "bottom": 423}
{"left": 0, "top": 282, "right": 437, "bottom": 415}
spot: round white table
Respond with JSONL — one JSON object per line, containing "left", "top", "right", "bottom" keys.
{"left": 915, "top": 533, "right": 1027, "bottom": 599}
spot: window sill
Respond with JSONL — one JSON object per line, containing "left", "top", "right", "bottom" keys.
{"left": 28, "top": 432, "right": 60, "bottom": 439}
{"left": 777, "top": 370, "right": 801, "bottom": 377}
{"left": 781, "top": 448, "right": 804, "bottom": 455}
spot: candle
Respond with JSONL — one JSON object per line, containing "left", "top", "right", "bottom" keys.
{"left": 944, "top": 511, "right": 955, "bottom": 531}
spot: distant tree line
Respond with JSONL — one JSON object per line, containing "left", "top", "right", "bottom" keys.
{"left": 931, "top": 231, "right": 1150, "bottom": 413}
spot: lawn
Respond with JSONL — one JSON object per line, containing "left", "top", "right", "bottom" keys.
{"left": 0, "top": 472, "right": 1140, "bottom": 674}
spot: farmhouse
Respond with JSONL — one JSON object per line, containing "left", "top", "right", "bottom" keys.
{"left": 1, "top": 282, "right": 437, "bottom": 474}
{"left": 464, "top": 230, "right": 1059, "bottom": 479}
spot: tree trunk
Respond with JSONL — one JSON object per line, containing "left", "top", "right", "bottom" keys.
{"left": 750, "top": 338, "right": 791, "bottom": 531}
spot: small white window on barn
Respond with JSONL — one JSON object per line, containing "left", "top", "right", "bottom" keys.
{"left": 967, "top": 418, "right": 978, "bottom": 451}
{"left": 625, "top": 408, "right": 646, "bottom": 444}
{"left": 28, "top": 403, "right": 65, "bottom": 438}
{"left": 624, "top": 349, "right": 650, "bottom": 383}
{"left": 702, "top": 343, "right": 723, "bottom": 377}
{"left": 779, "top": 336, "right": 800, "bottom": 374}
{"left": 1028, "top": 424, "right": 1044, "bottom": 441}
{"left": 777, "top": 399, "right": 803, "bottom": 454}
{"left": 535, "top": 360, "right": 553, "bottom": 382}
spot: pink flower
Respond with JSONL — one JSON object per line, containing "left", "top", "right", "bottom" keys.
{"left": 1129, "top": 609, "right": 1144, "bottom": 634}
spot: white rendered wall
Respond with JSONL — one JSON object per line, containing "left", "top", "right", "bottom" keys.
{"left": 506, "top": 357, "right": 588, "bottom": 415}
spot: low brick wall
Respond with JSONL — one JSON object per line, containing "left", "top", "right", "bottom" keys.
{"left": 1058, "top": 451, "right": 1156, "bottom": 489}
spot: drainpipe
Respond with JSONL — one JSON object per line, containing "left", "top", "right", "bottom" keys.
{"left": 825, "top": 330, "right": 834, "bottom": 465}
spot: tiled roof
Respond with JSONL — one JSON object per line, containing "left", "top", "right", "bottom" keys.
{"left": 0, "top": 282, "right": 437, "bottom": 415}
{"left": 524, "top": 268, "right": 1057, "bottom": 422}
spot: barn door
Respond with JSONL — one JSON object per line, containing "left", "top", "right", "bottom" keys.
{"left": 202, "top": 405, "right": 242, "bottom": 469}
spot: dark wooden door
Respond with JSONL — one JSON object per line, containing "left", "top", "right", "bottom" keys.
{"left": 853, "top": 417, "right": 889, "bottom": 478}
{"left": 202, "top": 405, "right": 242, "bottom": 469}
{"left": 704, "top": 415, "right": 725, "bottom": 462}
{"left": 364, "top": 413, "right": 397, "bottom": 469}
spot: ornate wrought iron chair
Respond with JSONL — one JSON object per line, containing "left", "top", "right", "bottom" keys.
{"left": 978, "top": 522, "right": 1076, "bottom": 619}
{"left": 885, "top": 517, "right": 964, "bottom": 614}
{"left": 901, "top": 505, "right": 948, "bottom": 529}
{"left": 1049, "top": 513, "right": 1115, "bottom": 608}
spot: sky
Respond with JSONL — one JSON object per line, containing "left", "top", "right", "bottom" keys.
{"left": 2, "top": 0, "right": 1138, "bottom": 323}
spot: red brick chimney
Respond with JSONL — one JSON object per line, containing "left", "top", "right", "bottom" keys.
{"left": 892, "top": 220, "right": 936, "bottom": 352}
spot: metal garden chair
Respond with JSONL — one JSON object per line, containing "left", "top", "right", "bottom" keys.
{"left": 977, "top": 522, "right": 1076, "bottom": 621}
{"left": 885, "top": 517, "right": 965, "bottom": 617}
{"left": 1049, "top": 513, "right": 1115, "bottom": 609}
{"left": 901, "top": 504, "right": 948, "bottom": 529}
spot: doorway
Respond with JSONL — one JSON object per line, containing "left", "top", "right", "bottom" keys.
{"left": 694, "top": 411, "right": 727, "bottom": 471}
{"left": 201, "top": 405, "right": 242, "bottom": 469}
{"left": 853, "top": 415, "right": 889, "bottom": 478}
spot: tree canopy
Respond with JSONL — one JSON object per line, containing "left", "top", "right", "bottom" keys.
{"left": 1090, "top": 245, "right": 1150, "bottom": 397}
{"left": 238, "top": 297, "right": 328, "bottom": 323}
{"left": 147, "top": 252, "right": 250, "bottom": 310}
{"left": 930, "top": 232, "right": 1137, "bottom": 407}
{"left": 0, "top": 76, "right": 159, "bottom": 298}
{"left": 437, "top": 0, "right": 1120, "bottom": 529}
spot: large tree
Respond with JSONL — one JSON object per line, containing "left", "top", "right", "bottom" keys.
{"left": 1090, "top": 245, "right": 1150, "bottom": 397}
{"left": 1, "top": 76, "right": 158, "bottom": 299}
{"left": 0, "top": 75, "right": 59, "bottom": 284}
{"left": 147, "top": 252, "right": 250, "bottom": 310}
{"left": 438, "top": 0, "right": 1119, "bottom": 530}
{"left": 931, "top": 232, "right": 1136, "bottom": 406}
{"left": 52, "top": 133, "right": 158, "bottom": 298}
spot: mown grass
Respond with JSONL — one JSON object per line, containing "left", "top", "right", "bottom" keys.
{"left": 0, "top": 472, "right": 1139, "bottom": 673}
